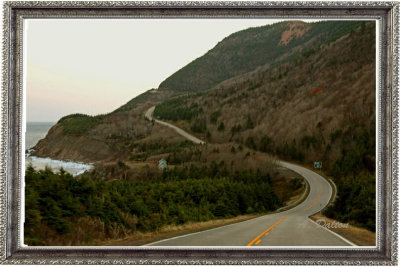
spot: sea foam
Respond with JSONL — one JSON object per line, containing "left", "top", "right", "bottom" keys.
{"left": 26, "top": 156, "right": 93, "bottom": 176}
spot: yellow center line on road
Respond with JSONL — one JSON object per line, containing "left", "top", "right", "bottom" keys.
{"left": 303, "top": 175, "right": 323, "bottom": 212}
{"left": 247, "top": 216, "right": 286, "bottom": 246}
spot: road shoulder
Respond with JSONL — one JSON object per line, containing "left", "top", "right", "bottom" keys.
{"left": 309, "top": 213, "right": 376, "bottom": 246}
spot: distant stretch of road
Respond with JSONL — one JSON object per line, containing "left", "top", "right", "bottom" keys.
{"left": 144, "top": 106, "right": 355, "bottom": 246}
{"left": 145, "top": 106, "right": 205, "bottom": 144}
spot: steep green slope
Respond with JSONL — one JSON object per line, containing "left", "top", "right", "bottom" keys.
{"left": 159, "top": 21, "right": 366, "bottom": 92}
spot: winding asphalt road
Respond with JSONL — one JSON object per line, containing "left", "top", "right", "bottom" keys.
{"left": 144, "top": 106, "right": 355, "bottom": 246}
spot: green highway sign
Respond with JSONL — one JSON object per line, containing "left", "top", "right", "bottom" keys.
{"left": 314, "top": 161, "right": 322, "bottom": 169}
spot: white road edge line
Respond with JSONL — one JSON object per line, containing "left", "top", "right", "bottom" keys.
{"left": 142, "top": 219, "right": 250, "bottom": 246}
{"left": 307, "top": 218, "right": 357, "bottom": 246}
{"left": 283, "top": 161, "right": 356, "bottom": 247}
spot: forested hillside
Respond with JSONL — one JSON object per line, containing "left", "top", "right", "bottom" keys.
{"left": 154, "top": 21, "right": 376, "bottom": 230}
{"left": 154, "top": 21, "right": 375, "bottom": 168}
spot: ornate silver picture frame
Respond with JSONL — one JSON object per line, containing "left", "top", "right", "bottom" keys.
{"left": 1, "top": 0, "right": 398, "bottom": 265}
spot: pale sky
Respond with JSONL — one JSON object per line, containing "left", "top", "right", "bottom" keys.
{"left": 25, "top": 19, "right": 287, "bottom": 122}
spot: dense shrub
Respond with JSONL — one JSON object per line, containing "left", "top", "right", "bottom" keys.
{"left": 324, "top": 173, "right": 375, "bottom": 231}
{"left": 153, "top": 97, "right": 202, "bottom": 121}
{"left": 58, "top": 114, "right": 102, "bottom": 135}
{"left": 324, "top": 121, "right": 376, "bottom": 231}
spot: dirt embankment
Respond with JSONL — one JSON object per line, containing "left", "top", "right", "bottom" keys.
{"left": 278, "top": 21, "right": 310, "bottom": 46}
{"left": 33, "top": 124, "right": 111, "bottom": 163}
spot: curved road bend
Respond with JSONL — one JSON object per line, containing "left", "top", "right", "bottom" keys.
{"left": 144, "top": 106, "right": 355, "bottom": 246}
{"left": 145, "top": 106, "right": 205, "bottom": 144}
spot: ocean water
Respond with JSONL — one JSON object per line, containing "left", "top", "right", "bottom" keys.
{"left": 25, "top": 122, "right": 55, "bottom": 151}
{"left": 25, "top": 122, "right": 93, "bottom": 176}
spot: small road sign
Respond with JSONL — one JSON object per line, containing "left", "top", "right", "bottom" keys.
{"left": 314, "top": 161, "right": 322, "bottom": 169}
